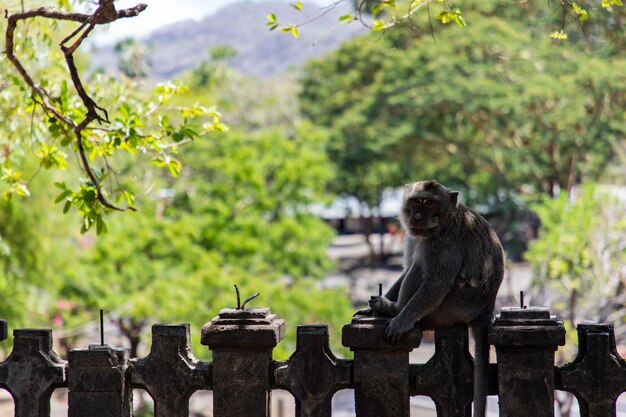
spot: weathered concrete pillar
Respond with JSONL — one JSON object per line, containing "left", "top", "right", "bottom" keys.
{"left": 489, "top": 307, "right": 565, "bottom": 417}
{"left": 132, "top": 323, "right": 212, "bottom": 417}
{"left": 342, "top": 315, "right": 421, "bottom": 417}
{"left": 68, "top": 344, "right": 132, "bottom": 417}
{"left": 202, "top": 307, "right": 285, "bottom": 417}
{"left": 0, "top": 328, "right": 66, "bottom": 417}
{"left": 412, "top": 324, "right": 474, "bottom": 417}
{"left": 273, "top": 325, "right": 352, "bottom": 417}
{"left": 559, "top": 323, "right": 626, "bottom": 417}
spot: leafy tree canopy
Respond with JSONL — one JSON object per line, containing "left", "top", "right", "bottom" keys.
{"left": 1, "top": 1, "right": 225, "bottom": 233}
{"left": 44, "top": 124, "right": 349, "bottom": 358}
{"left": 0, "top": 1, "right": 354, "bottom": 359}
{"left": 525, "top": 185, "right": 626, "bottom": 352}
{"left": 300, "top": 0, "right": 626, "bottom": 206}
{"left": 272, "top": 0, "right": 624, "bottom": 46}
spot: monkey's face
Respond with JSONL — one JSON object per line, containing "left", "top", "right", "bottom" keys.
{"left": 401, "top": 196, "right": 442, "bottom": 239}
{"left": 401, "top": 180, "right": 458, "bottom": 239}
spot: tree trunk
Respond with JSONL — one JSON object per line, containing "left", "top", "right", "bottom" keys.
{"left": 118, "top": 317, "right": 146, "bottom": 358}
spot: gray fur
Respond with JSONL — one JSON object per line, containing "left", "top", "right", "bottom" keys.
{"left": 368, "top": 180, "right": 504, "bottom": 417}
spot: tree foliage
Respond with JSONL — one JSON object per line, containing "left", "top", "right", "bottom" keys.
{"left": 271, "top": 0, "right": 624, "bottom": 46}
{"left": 299, "top": 0, "right": 625, "bottom": 255}
{"left": 525, "top": 185, "right": 626, "bottom": 358}
{"left": 1, "top": 1, "right": 224, "bottom": 233}
{"left": 0, "top": 1, "right": 354, "bottom": 359}
{"left": 46, "top": 125, "right": 348, "bottom": 358}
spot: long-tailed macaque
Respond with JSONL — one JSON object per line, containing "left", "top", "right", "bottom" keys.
{"left": 361, "top": 180, "right": 504, "bottom": 417}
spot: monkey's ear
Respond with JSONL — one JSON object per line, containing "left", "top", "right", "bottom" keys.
{"left": 450, "top": 191, "right": 459, "bottom": 207}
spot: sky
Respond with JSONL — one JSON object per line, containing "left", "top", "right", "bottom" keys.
{"left": 92, "top": 0, "right": 271, "bottom": 45}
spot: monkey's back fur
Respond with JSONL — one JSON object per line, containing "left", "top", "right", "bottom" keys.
{"left": 403, "top": 202, "right": 504, "bottom": 330}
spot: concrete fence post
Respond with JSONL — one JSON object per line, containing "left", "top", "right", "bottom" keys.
{"left": 202, "top": 307, "right": 285, "bottom": 417}
{"left": 489, "top": 307, "right": 565, "bottom": 417}
{"left": 0, "top": 328, "right": 65, "bottom": 417}
{"left": 131, "top": 323, "right": 212, "bottom": 417}
{"left": 342, "top": 315, "right": 421, "bottom": 417}
{"left": 68, "top": 344, "right": 132, "bottom": 417}
{"left": 559, "top": 323, "right": 626, "bottom": 417}
{"left": 273, "top": 324, "right": 352, "bottom": 417}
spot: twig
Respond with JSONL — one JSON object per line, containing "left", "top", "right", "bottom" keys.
{"left": 295, "top": 0, "right": 344, "bottom": 28}
{"left": 5, "top": 2, "right": 146, "bottom": 212}
{"left": 378, "top": 0, "right": 435, "bottom": 31}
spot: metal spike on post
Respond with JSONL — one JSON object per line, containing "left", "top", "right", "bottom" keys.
{"left": 520, "top": 291, "right": 524, "bottom": 310}
{"left": 242, "top": 292, "right": 260, "bottom": 309}
{"left": 99, "top": 309, "right": 104, "bottom": 346}
{"left": 379, "top": 283, "right": 383, "bottom": 297}
{"left": 235, "top": 284, "right": 242, "bottom": 310}
{"left": 233, "top": 284, "right": 260, "bottom": 310}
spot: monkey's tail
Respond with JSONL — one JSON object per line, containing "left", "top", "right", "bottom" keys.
{"left": 470, "top": 322, "right": 489, "bottom": 417}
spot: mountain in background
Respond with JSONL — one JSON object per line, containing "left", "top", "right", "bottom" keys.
{"left": 90, "top": 1, "right": 366, "bottom": 79}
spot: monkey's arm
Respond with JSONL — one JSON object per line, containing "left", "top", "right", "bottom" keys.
{"left": 384, "top": 269, "right": 407, "bottom": 301}
{"left": 385, "top": 252, "right": 461, "bottom": 342}
{"left": 385, "top": 281, "right": 451, "bottom": 342}
{"left": 355, "top": 269, "right": 410, "bottom": 317}
{"left": 370, "top": 262, "right": 423, "bottom": 317}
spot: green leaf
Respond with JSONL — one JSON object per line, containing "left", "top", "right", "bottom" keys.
{"left": 36, "top": 144, "right": 67, "bottom": 170}
{"left": 54, "top": 189, "right": 72, "bottom": 204}
{"left": 550, "top": 30, "right": 568, "bottom": 40}
{"left": 434, "top": 8, "right": 467, "bottom": 26}
{"left": 151, "top": 157, "right": 166, "bottom": 168}
{"left": 96, "top": 215, "right": 108, "bottom": 235}
{"left": 13, "top": 184, "right": 30, "bottom": 197}
{"left": 167, "top": 158, "right": 183, "bottom": 177}
{"left": 1, "top": 168, "right": 22, "bottom": 184}
{"left": 80, "top": 217, "right": 89, "bottom": 234}
{"left": 266, "top": 12, "right": 277, "bottom": 25}
{"left": 117, "top": 191, "right": 136, "bottom": 206}
{"left": 173, "top": 131, "right": 186, "bottom": 142}
{"left": 280, "top": 25, "right": 300, "bottom": 38}
{"left": 372, "top": 20, "right": 385, "bottom": 30}
{"left": 339, "top": 14, "right": 354, "bottom": 22}
{"left": 452, "top": 10, "right": 467, "bottom": 27}
{"left": 290, "top": 1, "right": 303, "bottom": 10}
{"left": 602, "top": 0, "right": 624, "bottom": 8}
{"left": 572, "top": 2, "right": 588, "bottom": 20}
{"left": 436, "top": 11, "right": 452, "bottom": 24}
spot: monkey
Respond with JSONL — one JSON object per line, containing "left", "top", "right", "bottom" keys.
{"left": 356, "top": 179, "right": 504, "bottom": 417}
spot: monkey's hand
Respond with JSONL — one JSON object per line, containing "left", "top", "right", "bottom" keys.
{"left": 385, "top": 314, "right": 416, "bottom": 344}
{"left": 353, "top": 308, "right": 374, "bottom": 317}
{"left": 368, "top": 296, "right": 398, "bottom": 317}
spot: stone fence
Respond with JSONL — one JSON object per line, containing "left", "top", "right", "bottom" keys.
{"left": 0, "top": 305, "right": 624, "bottom": 417}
